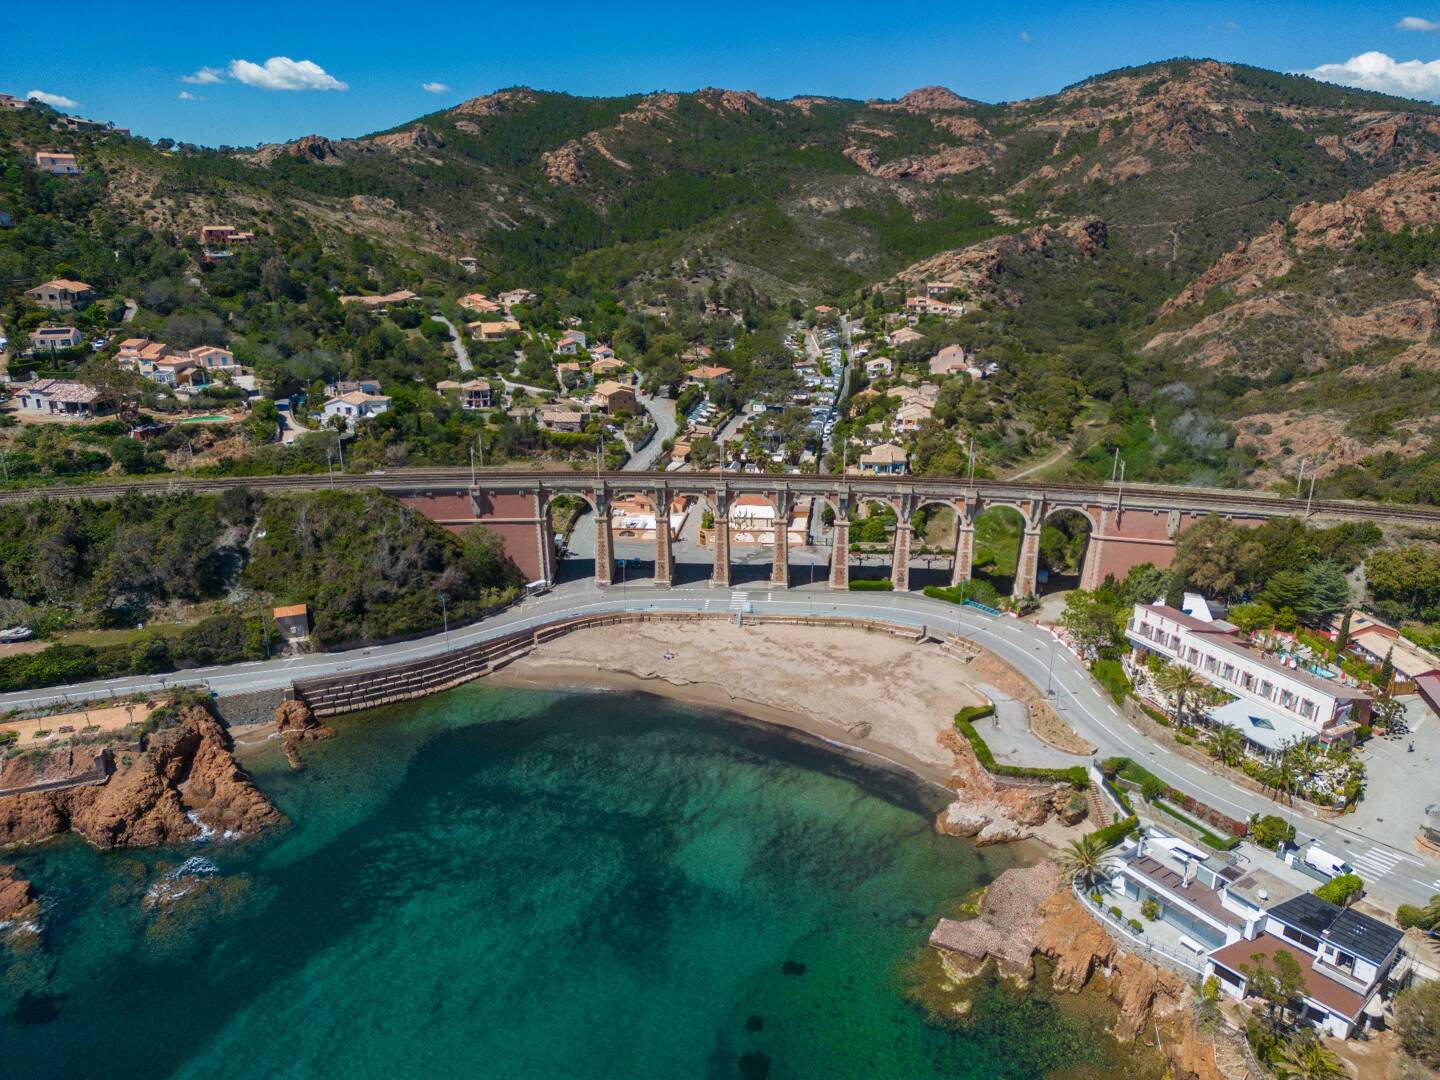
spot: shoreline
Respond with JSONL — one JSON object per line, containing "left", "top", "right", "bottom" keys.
{"left": 485, "top": 660, "right": 963, "bottom": 793}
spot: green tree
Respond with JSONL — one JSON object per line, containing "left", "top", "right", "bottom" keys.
{"left": 1395, "top": 980, "right": 1440, "bottom": 1068}
{"left": 1379, "top": 646, "right": 1396, "bottom": 694}
{"left": 1314, "top": 873, "right": 1364, "bottom": 907}
{"left": 1249, "top": 814, "right": 1297, "bottom": 850}
{"left": 1211, "top": 724, "right": 1244, "bottom": 767}
{"left": 1058, "top": 831, "right": 1120, "bottom": 889}
{"left": 1241, "top": 948, "right": 1306, "bottom": 1035}
{"left": 1259, "top": 569, "right": 1311, "bottom": 617}
{"left": 1228, "top": 601, "right": 1276, "bottom": 634}
{"left": 1271, "top": 1033, "right": 1347, "bottom": 1080}
{"left": 1300, "top": 562, "right": 1349, "bottom": 623}
{"left": 1334, "top": 608, "right": 1352, "bottom": 658}
{"left": 1154, "top": 662, "right": 1206, "bottom": 727}
{"left": 1170, "top": 516, "right": 1265, "bottom": 601}
{"left": 1059, "top": 590, "right": 1127, "bottom": 653}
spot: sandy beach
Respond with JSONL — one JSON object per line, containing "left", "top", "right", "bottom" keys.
{"left": 487, "top": 621, "right": 991, "bottom": 787}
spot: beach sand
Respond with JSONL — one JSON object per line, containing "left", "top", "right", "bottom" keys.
{"left": 487, "top": 621, "right": 988, "bottom": 787}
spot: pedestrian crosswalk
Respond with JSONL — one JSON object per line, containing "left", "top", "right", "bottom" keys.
{"left": 1350, "top": 846, "right": 1410, "bottom": 880}
{"left": 728, "top": 591, "right": 747, "bottom": 612}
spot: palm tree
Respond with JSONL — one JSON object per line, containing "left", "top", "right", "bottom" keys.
{"left": 1271, "top": 1035, "right": 1346, "bottom": 1080}
{"left": 1154, "top": 662, "right": 1206, "bottom": 728}
{"left": 1212, "top": 725, "right": 1244, "bottom": 767}
{"left": 1269, "top": 739, "right": 1301, "bottom": 806}
{"left": 1059, "top": 831, "right": 1120, "bottom": 890}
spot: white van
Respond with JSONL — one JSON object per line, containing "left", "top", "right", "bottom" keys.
{"left": 525, "top": 579, "right": 552, "bottom": 597}
{"left": 1303, "top": 845, "right": 1354, "bottom": 880}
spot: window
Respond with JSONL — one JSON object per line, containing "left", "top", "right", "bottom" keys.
{"left": 1222, "top": 664, "right": 1235, "bottom": 682}
{"left": 1242, "top": 673, "right": 1256, "bottom": 691}
{"left": 1205, "top": 656, "right": 1218, "bottom": 674}
{"left": 1281, "top": 924, "right": 1320, "bottom": 952}
{"left": 1329, "top": 949, "right": 1355, "bottom": 974}
{"left": 1259, "top": 680, "right": 1273, "bottom": 698}
{"left": 1299, "top": 700, "right": 1315, "bottom": 719}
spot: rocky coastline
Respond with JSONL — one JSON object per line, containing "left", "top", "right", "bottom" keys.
{"left": 0, "top": 704, "right": 284, "bottom": 851}
{"left": 927, "top": 862, "right": 1252, "bottom": 1080}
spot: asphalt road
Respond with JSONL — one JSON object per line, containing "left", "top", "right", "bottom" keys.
{"left": 623, "top": 393, "right": 676, "bottom": 472}
{"left": 10, "top": 578, "right": 1437, "bottom": 910}
{"left": 431, "top": 314, "right": 472, "bottom": 372}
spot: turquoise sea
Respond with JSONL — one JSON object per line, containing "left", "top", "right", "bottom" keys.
{"left": 0, "top": 686, "right": 1137, "bottom": 1079}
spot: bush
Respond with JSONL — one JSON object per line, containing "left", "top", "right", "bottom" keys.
{"left": 1249, "top": 814, "right": 1296, "bottom": 850}
{"left": 1398, "top": 904, "right": 1433, "bottom": 930}
{"left": 1141, "top": 898, "right": 1161, "bottom": 921}
{"left": 953, "top": 712, "right": 1089, "bottom": 789}
{"left": 1396, "top": 980, "right": 1440, "bottom": 1067}
{"left": 849, "top": 578, "right": 893, "bottom": 591}
{"left": 1109, "top": 906, "right": 1123, "bottom": 919}
{"left": 1092, "top": 658, "right": 1131, "bottom": 703}
{"left": 1093, "top": 816, "right": 1139, "bottom": 847}
{"left": 1141, "top": 775, "right": 1167, "bottom": 802}
{"left": 1127, "top": 918, "right": 1144, "bottom": 933}
{"left": 1315, "top": 873, "right": 1364, "bottom": 906}
{"left": 923, "top": 579, "right": 1003, "bottom": 607}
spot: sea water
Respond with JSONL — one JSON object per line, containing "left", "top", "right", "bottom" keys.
{"left": 0, "top": 686, "right": 1137, "bottom": 1079}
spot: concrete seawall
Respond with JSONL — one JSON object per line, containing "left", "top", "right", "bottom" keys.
{"left": 291, "top": 611, "right": 929, "bottom": 718}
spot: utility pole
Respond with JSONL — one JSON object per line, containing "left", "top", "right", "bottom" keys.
{"left": 336, "top": 434, "right": 345, "bottom": 472}
{"left": 968, "top": 437, "right": 976, "bottom": 483}
{"left": 1306, "top": 470, "right": 1317, "bottom": 519}
{"left": 1046, "top": 629, "right": 1058, "bottom": 697}
{"left": 1295, "top": 456, "right": 1306, "bottom": 498}
{"left": 439, "top": 591, "right": 449, "bottom": 644}
{"left": 325, "top": 445, "right": 335, "bottom": 486}
{"left": 1110, "top": 446, "right": 1120, "bottom": 481}
{"left": 1116, "top": 459, "right": 1126, "bottom": 517}
{"left": 469, "top": 443, "right": 476, "bottom": 487}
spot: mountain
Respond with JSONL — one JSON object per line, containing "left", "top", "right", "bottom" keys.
{"left": 6, "top": 58, "right": 1440, "bottom": 498}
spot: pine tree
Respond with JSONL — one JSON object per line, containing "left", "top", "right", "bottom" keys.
{"left": 1335, "top": 608, "right": 1352, "bottom": 655}
{"left": 1379, "top": 646, "right": 1395, "bottom": 694}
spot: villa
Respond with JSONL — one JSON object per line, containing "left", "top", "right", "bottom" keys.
{"left": 1127, "top": 603, "right": 1371, "bottom": 749}
{"left": 458, "top": 293, "right": 501, "bottom": 314}
{"left": 684, "top": 364, "right": 732, "bottom": 385}
{"left": 338, "top": 290, "right": 418, "bottom": 310}
{"left": 322, "top": 391, "right": 392, "bottom": 424}
{"left": 859, "top": 443, "right": 908, "bottom": 475}
{"left": 35, "top": 151, "right": 80, "bottom": 176}
{"left": 472, "top": 319, "right": 520, "bottom": 341}
{"left": 554, "top": 329, "right": 587, "bottom": 355}
{"left": 15, "top": 379, "right": 110, "bottom": 419}
{"left": 25, "top": 278, "right": 94, "bottom": 311}
{"left": 1105, "top": 828, "right": 1402, "bottom": 1040}
{"left": 28, "top": 326, "right": 84, "bottom": 352}
{"left": 929, "top": 344, "right": 969, "bottom": 377}
{"left": 887, "top": 327, "right": 923, "bottom": 347}
{"left": 593, "top": 380, "right": 635, "bottom": 415}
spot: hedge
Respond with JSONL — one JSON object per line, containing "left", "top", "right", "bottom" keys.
{"left": 849, "top": 578, "right": 894, "bottom": 591}
{"left": 1093, "top": 816, "right": 1139, "bottom": 847}
{"left": 1091, "top": 658, "right": 1131, "bottom": 703}
{"left": 1101, "top": 757, "right": 1248, "bottom": 842}
{"left": 954, "top": 711, "right": 1089, "bottom": 789}
{"left": 923, "top": 579, "right": 1003, "bottom": 607}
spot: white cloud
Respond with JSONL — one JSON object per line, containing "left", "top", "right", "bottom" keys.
{"left": 26, "top": 90, "right": 79, "bottom": 109}
{"left": 1398, "top": 16, "right": 1440, "bottom": 31}
{"left": 1018, "top": 31, "right": 1031, "bottom": 43}
{"left": 227, "top": 56, "right": 347, "bottom": 91}
{"left": 422, "top": 81, "right": 450, "bottom": 94}
{"left": 180, "top": 66, "right": 226, "bottom": 85}
{"left": 177, "top": 91, "right": 202, "bottom": 101}
{"left": 1301, "top": 50, "right": 1440, "bottom": 99}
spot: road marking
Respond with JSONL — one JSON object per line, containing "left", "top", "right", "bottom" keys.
{"left": 1351, "top": 847, "right": 1406, "bottom": 878}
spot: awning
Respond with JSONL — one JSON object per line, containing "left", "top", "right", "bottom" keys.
{"left": 1363, "top": 993, "right": 1386, "bottom": 1019}
{"left": 1208, "top": 697, "right": 1318, "bottom": 753}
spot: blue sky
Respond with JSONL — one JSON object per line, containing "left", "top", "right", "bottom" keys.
{"left": 10, "top": 1, "right": 1440, "bottom": 146}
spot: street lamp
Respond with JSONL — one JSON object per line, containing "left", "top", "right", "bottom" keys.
{"left": 1046, "top": 630, "right": 1058, "bottom": 697}
{"left": 439, "top": 592, "right": 449, "bottom": 644}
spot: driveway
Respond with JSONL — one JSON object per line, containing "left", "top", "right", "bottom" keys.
{"left": 431, "top": 314, "right": 472, "bottom": 372}
{"left": 623, "top": 393, "right": 676, "bottom": 472}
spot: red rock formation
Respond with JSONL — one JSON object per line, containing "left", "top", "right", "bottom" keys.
{"left": 275, "top": 699, "right": 334, "bottom": 742}
{"left": 450, "top": 89, "right": 537, "bottom": 117}
{"left": 0, "top": 706, "right": 283, "bottom": 850}
{"left": 882, "top": 86, "right": 977, "bottom": 112}
{"left": 0, "top": 864, "right": 37, "bottom": 923}
{"left": 540, "top": 142, "right": 587, "bottom": 186}
{"left": 890, "top": 217, "right": 1106, "bottom": 305}
{"left": 1161, "top": 221, "right": 1294, "bottom": 315}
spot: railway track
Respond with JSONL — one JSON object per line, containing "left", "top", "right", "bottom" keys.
{"left": 0, "top": 467, "right": 1434, "bottom": 525}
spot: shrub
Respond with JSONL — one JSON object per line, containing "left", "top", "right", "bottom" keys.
{"left": 1109, "top": 906, "right": 1123, "bottom": 919}
{"left": 1141, "top": 775, "right": 1168, "bottom": 802}
{"left": 1141, "top": 898, "right": 1161, "bottom": 921}
{"left": 953, "top": 712, "right": 1089, "bottom": 789}
{"left": 849, "top": 578, "right": 893, "bottom": 591}
{"left": 1127, "top": 918, "right": 1144, "bottom": 933}
{"left": 923, "top": 579, "right": 1002, "bottom": 607}
{"left": 1398, "top": 904, "right": 1433, "bottom": 930}
{"left": 1248, "top": 814, "right": 1296, "bottom": 850}
{"left": 1092, "top": 658, "right": 1131, "bottom": 703}
{"left": 1315, "top": 873, "right": 1364, "bottom": 906}
{"left": 1093, "top": 816, "right": 1139, "bottom": 847}
{"left": 1396, "top": 980, "right": 1440, "bottom": 1067}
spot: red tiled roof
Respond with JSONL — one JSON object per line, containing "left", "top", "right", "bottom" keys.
{"left": 1209, "top": 933, "right": 1368, "bottom": 1020}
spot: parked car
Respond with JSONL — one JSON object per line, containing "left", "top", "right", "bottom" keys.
{"left": 1303, "top": 846, "right": 1354, "bottom": 880}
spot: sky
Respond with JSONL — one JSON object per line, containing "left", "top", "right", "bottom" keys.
{"left": 11, "top": 1, "right": 1440, "bottom": 146}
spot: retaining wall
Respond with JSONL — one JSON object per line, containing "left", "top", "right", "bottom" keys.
{"left": 292, "top": 611, "right": 929, "bottom": 718}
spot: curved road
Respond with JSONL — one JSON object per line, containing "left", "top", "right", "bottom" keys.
{"left": 7, "top": 579, "right": 1437, "bottom": 910}
{"left": 431, "top": 314, "right": 472, "bottom": 372}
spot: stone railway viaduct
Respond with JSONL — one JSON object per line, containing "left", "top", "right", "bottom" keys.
{"left": 387, "top": 470, "right": 1414, "bottom": 597}
{"left": 4, "top": 468, "right": 1427, "bottom": 598}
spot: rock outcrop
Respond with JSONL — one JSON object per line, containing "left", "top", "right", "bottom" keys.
{"left": 274, "top": 699, "right": 332, "bottom": 742}
{"left": 1160, "top": 221, "right": 1293, "bottom": 315}
{"left": 930, "top": 862, "right": 1062, "bottom": 981}
{"left": 932, "top": 728, "right": 1078, "bottom": 844}
{"left": 892, "top": 217, "right": 1106, "bottom": 306}
{"left": 0, "top": 864, "right": 37, "bottom": 923}
{"left": 0, "top": 706, "right": 283, "bottom": 850}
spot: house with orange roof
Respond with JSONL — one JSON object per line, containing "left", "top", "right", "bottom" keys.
{"left": 25, "top": 278, "right": 94, "bottom": 311}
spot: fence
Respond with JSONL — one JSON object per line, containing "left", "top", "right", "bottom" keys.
{"left": 1072, "top": 880, "right": 1206, "bottom": 979}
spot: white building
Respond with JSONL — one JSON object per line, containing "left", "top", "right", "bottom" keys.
{"left": 1127, "top": 603, "right": 1371, "bottom": 747}
{"left": 322, "top": 391, "right": 392, "bottom": 424}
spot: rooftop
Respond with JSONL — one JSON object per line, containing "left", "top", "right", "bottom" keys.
{"left": 1210, "top": 933, "right": 1368, "bottom": 1020}
{"left": 1327, "top": 909, "right": 1404, "bottom": 966}
{"left": 1126, "top": 854, "right": 1244, "bottom": 929}
{"left": 1268, "top": 892, "right": 1343, "bottom": 938}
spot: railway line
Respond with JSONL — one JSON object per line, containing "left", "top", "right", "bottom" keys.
{"left": 0, "top": 467, "right": 1434, "bottom": 525}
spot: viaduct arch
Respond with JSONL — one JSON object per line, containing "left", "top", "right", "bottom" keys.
{"left": 393, "top": 474, "right": 1266, "bottom": 599}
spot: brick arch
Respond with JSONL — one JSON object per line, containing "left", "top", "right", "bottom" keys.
{"left": 1037, "top": 504, "right": 1097, "bottom": 595}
